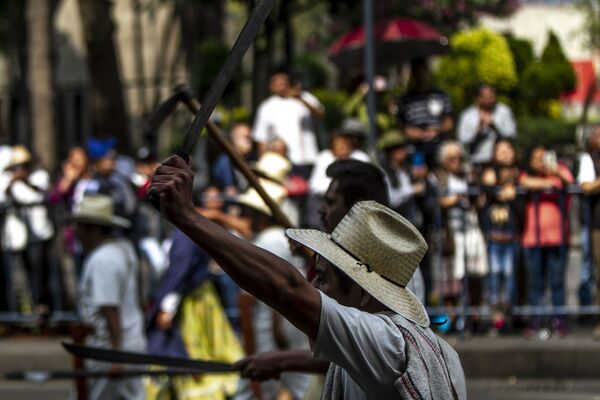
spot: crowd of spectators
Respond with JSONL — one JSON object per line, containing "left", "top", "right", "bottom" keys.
{"left": 0, "top": 59, "right": 599, "bottom": 355}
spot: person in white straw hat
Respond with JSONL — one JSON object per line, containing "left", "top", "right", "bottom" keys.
{"left": 73, "top": 194, "right": 146, "bottom": 400}
{"left": 149, "top": 155, "right": 466, "bottom": 399}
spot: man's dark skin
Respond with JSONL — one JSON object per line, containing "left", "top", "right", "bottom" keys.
{"left": 148, "top": 156, "right": 387, "bottom": 380}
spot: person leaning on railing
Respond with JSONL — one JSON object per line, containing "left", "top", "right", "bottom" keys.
{"left": 479, "top": 139, "right": 520, "bottom": 334}
{"left": 519, "top": 145, "right": 574, "bottom": 338}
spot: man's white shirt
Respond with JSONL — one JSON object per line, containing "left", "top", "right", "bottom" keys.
{"left": 253, "top": 93, "right": 323, "bottom": 165}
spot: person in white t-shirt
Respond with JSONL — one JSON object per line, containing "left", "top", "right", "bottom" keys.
{"left": 74, "top": 195, "right": 146, "bottom": 400}
{"left": 253, "top": 70, "right": 324, "bottom": 177}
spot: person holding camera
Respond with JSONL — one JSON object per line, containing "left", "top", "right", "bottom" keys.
{"left": 252, "top": 69, "right": 324, "bottom": 180}
{"left": 457, "top": 83, "right": 516, "bottom": 167}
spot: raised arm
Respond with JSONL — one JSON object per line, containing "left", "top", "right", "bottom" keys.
{"left": 148, "top": 155, "right": 322, "bottom": 340}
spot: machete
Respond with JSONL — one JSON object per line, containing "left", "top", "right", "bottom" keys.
{"left": 5, "top": 368, "right": 211, "bottom": 383}
{"left": 148, "top": 0, "right": 276, "bottom": 210}
{"left": 62, "top": 342, "right": 233, "bottom": 372}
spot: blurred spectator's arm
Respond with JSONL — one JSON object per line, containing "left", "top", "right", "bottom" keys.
{"left": 343, "top": 84, "right": 368, "bottom": 116}
{"left": 9, "top": 180, "right": 46, "bottom": 204}
{"left": 578, "top": 153, "right": 600, "bottom": 193}
{"left": 581, "top": 178, "right": 600, "bottom": 194}
{"left": 100, "top": 306, "right": 122, "bottom": 349}
{"left": 308, "top": 151, "right": 333, "bottom": 196}
{"left": 252, "top": 103, "right": 270, "bottom": 156}
{"left": 441, "top": 114, "right": 454, "bottom": 134}
{"left": 456, "top": 107, "right": 479, "bottom": 145}
{"left": 551, "top": 164, "right": 574, "bottom": 186}
{"left": 492, "top": 105, "right": 516, "bottom": 138}
{"left": 297, "top": 91, "right": 325, "bottom": 120}
{"left": 385, "top": 174, "right": 416, "bottom": 209}
{"left": 441, "top": 93, "right": 454, "bottom": 133}
{"left": 439, "top": 195, "right": 460, "bottom": 208}
{"left": 519, "top": 173, "right": 554, "bottom": 190}
{"left": 156, "top": 292, "right": 181, "bottom": 330}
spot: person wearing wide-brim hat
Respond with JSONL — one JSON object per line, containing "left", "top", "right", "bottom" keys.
{"left": 73, "top": 194, "right": 146, "bottom": 400}
{"left": 4, "top": 145, "right": 33, "bottom": 171}
{"left": 3, "top": 145, "right": 55, "bottom": 314}
{"left": 149, "top": 154, "right": 466, "bottom": 399}
{"left": 378, "top": 129, "right": 425, "bottom": 216}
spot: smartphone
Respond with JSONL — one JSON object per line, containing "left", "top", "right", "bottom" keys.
{"left": 543, "top": 150, "right": 557, "bottom": 170}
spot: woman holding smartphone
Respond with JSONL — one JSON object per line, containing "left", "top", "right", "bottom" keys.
{"left": 519, "top": 145, "right": 573, "bottom": 338}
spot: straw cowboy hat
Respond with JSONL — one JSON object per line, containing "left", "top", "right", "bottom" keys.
{"left": 72, "top": 194, "right": 131, "bottom": 229}
{"left": 251, "top": 151, "right": 291, "bottom": 184}
{"left": 340, "top": 118, "right": 367, "bottom": 137}
{"left": 5, "top": 145, "right": 32, "bottom": 170}
{"left": 287, "top": 201, "right": 430, "bottom": 327}
{"left": 377, "top": 130, "right": 407, "bottom": 151}
{"left": 236, "top": 152, "right": 290, "bottom": 216}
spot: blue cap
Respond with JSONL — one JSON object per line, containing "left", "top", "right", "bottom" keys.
{"left": 86, "top": 137, "right": 116, "bottom": 160}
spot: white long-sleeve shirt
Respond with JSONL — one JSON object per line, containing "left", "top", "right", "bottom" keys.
{"left": 457, "top": 103, "right": 516, "bottom": 164}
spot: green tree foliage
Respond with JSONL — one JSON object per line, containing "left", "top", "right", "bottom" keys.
{"left": 293, "top": 53, "right": 329, "bottom": 89}
{"left": 193, "top": 39, "right": 242, "bottom": 105}
{"left": 520, "top": 31, "right": 576, "bottom": 116}
{"left": 503, "top": 33, "right": 534, "bottom": 74}
{"left": 579, "top": 0, "right": 600, "bottom": 50}
{"left": 504, "top": 33, "right": 535, "bottom": 115}
{"left": 435, "top": 28, "right": 517, "bottom": 110}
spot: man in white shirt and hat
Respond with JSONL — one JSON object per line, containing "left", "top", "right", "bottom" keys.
{"left": 149, "top": 155, "right": 466, "bottom": 399}
{"left": 73, "top": 194, "right": 146, "bottom": 400}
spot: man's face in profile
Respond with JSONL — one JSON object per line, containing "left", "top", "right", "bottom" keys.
{"left": 319, "top": 180, "right": 348, "bottom": 233}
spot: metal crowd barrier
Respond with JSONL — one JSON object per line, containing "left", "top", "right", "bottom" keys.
{"left": 429, "top": 183, "right": 598, "bottom": 337}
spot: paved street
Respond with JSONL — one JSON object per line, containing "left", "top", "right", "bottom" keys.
{"left": 1, "top": 334, "right": 600, "bottom": 399}
{"left": 468, "top": 379, "right": 600, "bottom": 400}
{"left": 3, "top": 378, "right": 600, "bottom": 400}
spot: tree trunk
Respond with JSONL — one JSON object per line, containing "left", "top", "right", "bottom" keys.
{"left": 282, "top": 1, "right": 294, "bottom": 68}
{"left": 6, "top": 1, "right": 30, "bottom": 147}
{"left": 26, "top": 0, "right": 56, "bottom": 170}
{"left": 178, "top": 0, "right": 224, "bottom": 77}
{"left": 132, "top": 0, "right": 147, "bottom": 116}
{"left": 251, "top": 1, "right": 277, "bottom": 113}
{"left": 78, "top": 0, "right": 131, "bottom": 154}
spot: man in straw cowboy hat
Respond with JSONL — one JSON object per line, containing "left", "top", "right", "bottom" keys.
{"left": 73, "top": 194, "right": 146, "bottom": 400}
{"left": 149, "top": 155, "right": 466, "bottom": 399}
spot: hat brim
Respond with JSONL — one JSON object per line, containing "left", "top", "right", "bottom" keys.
{"left": 286, "top": 228, "right": 430, "bottom": 327}
{"left": 234, "top": 180, "right": 287, "bottom": 217}
{"left": 72, "top": 214, "right": 131, "bottom": 229}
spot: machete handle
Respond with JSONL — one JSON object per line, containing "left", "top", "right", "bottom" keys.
{"left": 147, "top": 149, "right": 191, "bottom": 211}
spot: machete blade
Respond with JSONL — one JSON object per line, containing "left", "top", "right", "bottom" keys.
{"left": 61, "top": 342, "right": 233, "bottom": 372}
